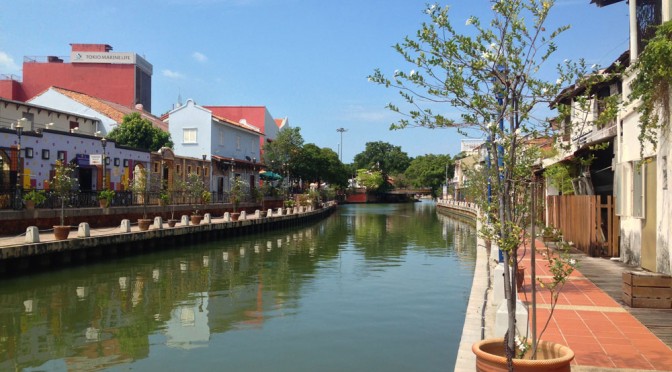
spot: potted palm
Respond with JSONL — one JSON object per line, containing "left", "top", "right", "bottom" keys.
{"left": 50, "top": 160, "right": 78, "bottom": 240}
{"left": 166, "top": 179, "right": 185, "bottom": 227}
{"left": 23, "top": 189, "right": 47, "bottom": 209}
{"left": 130, "top": 167, "right": 152, "bottom": 231}
{"left": 98, "top": 189, "right": 115, "bottom": 208}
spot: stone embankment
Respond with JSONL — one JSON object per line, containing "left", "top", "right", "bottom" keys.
{"left": 0, "top": 203, "right": 336, "bottom": 276}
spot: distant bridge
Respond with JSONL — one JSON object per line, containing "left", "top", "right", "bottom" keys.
{"left": 386, "top": 188, "right": 432, "bottom": 195}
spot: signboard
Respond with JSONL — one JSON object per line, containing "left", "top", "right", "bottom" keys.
{"left": 461, "top": 139, "right": 485, "bottom": 153}
{"left": 90, "top": 154, "right": 102, "bottom": 165}
{"left": 70, "top": 52, "right": 153, "bottom": 74}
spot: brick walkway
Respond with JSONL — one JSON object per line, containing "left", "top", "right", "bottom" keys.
{"left": 517, "top": 240, "right": 672, "bottom": 370}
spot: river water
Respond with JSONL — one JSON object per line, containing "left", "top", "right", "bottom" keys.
{"left": 0, "top": 201, "right": 476, "bottom": 371}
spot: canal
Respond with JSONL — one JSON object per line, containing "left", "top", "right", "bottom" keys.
{"left": 0, "top": 201, "right": 477, "bottom": 371}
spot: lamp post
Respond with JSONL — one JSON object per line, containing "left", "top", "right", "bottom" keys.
{"left": 202, "top": 154, "right": 207, "bottom": 191}
{"left": 15, "top": 118, "right": 25, "bottom": 209}
{"left": 336, "top": 128, "right": 347, "bottom": 162}
{"left": 101, "top": 138, "right": 107, "bottom": 190}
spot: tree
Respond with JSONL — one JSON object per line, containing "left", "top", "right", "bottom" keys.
{"left": 352, "top": 141, "right": 410, "bottom": 176}
{"left": 356, "top": 169, "right": 385, "bottom": 192}
{"left": 107, "top": 113, "right": 173, "bottom": 152}
{"left": 262, "top": 127, "right": 304, "bottom": 176}
{"left": 293, "top": 144, "right": 349, "bottom": 188}
{"left": 404, "top": 154, "right": 454, "bottom": 196}
{"left": 369, "top": 0, "right": 585, "bottom": 362}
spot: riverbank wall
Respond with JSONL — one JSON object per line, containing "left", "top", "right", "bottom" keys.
{"left": 0, "top": 204, "right": 336, "bottom": 277}
{"left": 436, "top": 200, "right": 491, "bottom": 371}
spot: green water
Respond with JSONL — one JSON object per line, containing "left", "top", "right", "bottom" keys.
{"left": 0, "top": 201, "right": 476, "bottom": 371}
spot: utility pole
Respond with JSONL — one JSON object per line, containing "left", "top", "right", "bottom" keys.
{"left": 336, "top": 128, "right": 347, "bottom": 162}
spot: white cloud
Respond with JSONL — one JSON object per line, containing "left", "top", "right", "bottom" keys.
{"left": 192, "top": 52, "right": 208, "bottom": 63}
{"left": 341, "top": 105, "right": 393, "bottom": 123}
{"left": 162, "top": 69, "right": 185, "bottom": 79}
{"left": 0, "top": 51, "right": 20, "bottom": 73}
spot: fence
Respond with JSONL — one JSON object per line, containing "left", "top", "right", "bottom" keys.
{"left": 546, "top": 195, "right": 619, "bottom": 257}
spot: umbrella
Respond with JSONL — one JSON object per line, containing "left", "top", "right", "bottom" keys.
{"left": 259, "top": 170, "right": 283, "bottom": 180}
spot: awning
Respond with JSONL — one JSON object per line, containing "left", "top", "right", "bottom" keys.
{"left": 259, "top": 170, "right": 282, "bottom": 180}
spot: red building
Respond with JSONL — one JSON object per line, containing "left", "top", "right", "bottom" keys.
{"left": 0, "top": 43, "right": 152, "bottom": 111}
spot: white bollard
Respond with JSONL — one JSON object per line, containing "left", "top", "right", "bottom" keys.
{"left": 223, "top": 212, "right": 231, "bottom": 222}
{"left": 25, "top": 226, "right": 40, "bottom": 243}
{"left": 153, "top": 217, "right": 163, "bottom": 229}
{"left": 255, "top": 210, "right": 261, "bottom": 218}
{"left": 276, "top": 208, "right": 283, "bottom": 216}
{"left": 181, "top": 215, "right": 190, "bottom": 226}
{"left": 493, "top": 263, "right": 506, "bottom": 306}
{"left": 267, "top": 209, "right": 273, "bottom": 217}
{"left": 495, "top": 299, "right": 528, "bottom": 339}
{"left": 77, "top": 222, "right": 90, "bottom": 238}
{"left": 240, "top": 211, "right": 247, "bottom": 220}
{"left": 293, "top": 206, "right": 299, "bottom": 214}
{"left": 204, "top": 213, "right": 211, "bottom": 224}
{"left": 120, "top": 219, "right": 131, "bottom": 233}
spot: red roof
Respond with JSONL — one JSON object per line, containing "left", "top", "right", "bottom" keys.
{"left": 204, "top": 106, "right": 269, "bottom": 133}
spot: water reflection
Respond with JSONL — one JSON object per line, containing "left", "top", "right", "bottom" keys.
{"left": 1, "top": 202, "right": 476, "bottom": 371}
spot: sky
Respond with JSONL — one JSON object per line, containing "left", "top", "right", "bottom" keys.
{"left": 0, "top": 0, "right": 629, "bottom": 163}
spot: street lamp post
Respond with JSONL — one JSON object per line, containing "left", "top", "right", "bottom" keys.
{"left": 202, "top": 154, "right": 207, "bottom": 191}
{"left": 336, "top": 128, "right": 347, "bottom": 162}
{"left": 101, "top": 138, "right": 107, "bottom": 190}
{"left": 15, "top": 118, "right": 25, "bottom": 209}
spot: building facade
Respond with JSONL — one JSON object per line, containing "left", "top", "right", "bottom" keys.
{"left": 0, "top": 43, "right": 152, "bottom": 111}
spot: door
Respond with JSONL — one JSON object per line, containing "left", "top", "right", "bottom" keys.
{"left": 641, "top": 159, "right": 657, "bottom": 271}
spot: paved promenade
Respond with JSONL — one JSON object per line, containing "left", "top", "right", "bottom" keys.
{"left": 455, "top": 231, "right": 672, "bottom": 371}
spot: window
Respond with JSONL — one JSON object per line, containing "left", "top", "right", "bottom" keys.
{"left": 153, "top": 162, "right": 160, "bottom": 173}
{"left": 205, "top": 167, "right": 209, "bottom": 177}
{"left": 176, "top": 164, "right": 181, "bottom": 175}
{"left": 114, "top": 158, "right": 120, "bottom": 166}
{"left": 24, "top": 147, "right": 33, "bottom": 159}
{"left": 123, "top": 159, "right": 129, "bottom": 167}
{"left": 183, "top": 128, "right": 197, "bottom": 144}
{"left": 632, "top": 161, "right": 644, "bottom": 218}
{"left": 105, "top": 157, "right": 110, "bottom": 165}
{"left": 187, "top": 165, "right": 192, "bottom": 174}
{"left": 196, "top": 167, "right": 201, "bottom": 176}
{"left": 57, "top": 151, "right": 66, "bottom": 161}
{"left": 42, "top": 149, "right": 50, "bottom": 160}
{"left": 636, "top": 0, "right": 662, "bottom": 56}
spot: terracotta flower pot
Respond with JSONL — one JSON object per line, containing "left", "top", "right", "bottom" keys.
{"left": 472, "top": 338, "right": 574, "bottom": 372}
{"left": 517, "top": 265, "right": 525, "bottom": 291}
{"left": 53, "top": 225, "right": 70, "bottom": 240}
{"left": 167, "top": 219, "right": 178, "bottom": 228}
{"left": 230, "top": 212, "right": 240, "bottom": 221}
{"left": 25, "top": 201, "right": 35, "bottom": 210}
{"left": 138, "top": 219, "right": 152, "bottom": 231}
{"left": 99, "top": 200, "right": 110, "bottom": 209}
{"left": 190, "top": 215, "right": 203, "bottom": 225}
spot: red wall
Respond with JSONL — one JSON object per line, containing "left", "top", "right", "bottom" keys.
{"left": 0, "top": 79, "right": 24, "bottom": 101}
{"left": 22, "top": 62, "right": 136, "bottom": 106}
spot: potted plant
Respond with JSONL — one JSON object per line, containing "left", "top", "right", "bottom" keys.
{"left": 23, "top": 189, "right": 47, "bottom": 209}
{"left": 186, "top": 173, "right": 207, "bottom": 225}
{"left": 229, "top": 177, "right": 247, "bottom": 221}
{"left": 166, "top": 179, "right": 185, "bottom": 227}
{"left": 367, "top": 1, "right": 590, "bottom": 369}
{"left": 130, "top": 167, "right": 152, "bottom": 231}
{"left": 50, "top": 160, "right": 78, "bottom": 240}
{"left": 98, "top": 189, "right": 115, "bottom": 209}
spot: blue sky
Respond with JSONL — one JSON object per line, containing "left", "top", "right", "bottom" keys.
{"left": 0, "top": 0, "right": 629, "bottom": 163}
